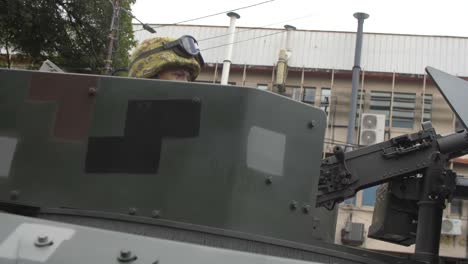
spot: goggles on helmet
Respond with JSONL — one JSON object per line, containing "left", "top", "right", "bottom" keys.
{"left": 130, "top": 35, "right": 205, "bottom": 69}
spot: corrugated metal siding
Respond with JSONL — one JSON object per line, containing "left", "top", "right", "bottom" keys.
{"left": 134, "top": 24, "right": 468, "bottom": 76}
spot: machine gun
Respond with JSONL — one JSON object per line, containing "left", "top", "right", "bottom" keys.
{"left": 316, "top": 67, "right": 468, "bottom": 264}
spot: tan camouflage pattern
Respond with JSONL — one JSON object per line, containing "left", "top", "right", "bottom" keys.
{"left": 128, "top": 37, "right": 201, "bottom": 81}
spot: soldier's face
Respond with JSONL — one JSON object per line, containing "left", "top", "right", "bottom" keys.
{"left": 157, "top": 69, "right": 191, "bottom": 82}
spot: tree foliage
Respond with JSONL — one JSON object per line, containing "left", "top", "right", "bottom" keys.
{"left": 0, "top": 0, "right": 136, "bottom": 73}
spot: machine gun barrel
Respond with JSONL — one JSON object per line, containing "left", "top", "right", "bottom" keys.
{"left": 436, "top": 129, "right": 468, "bottom": 157}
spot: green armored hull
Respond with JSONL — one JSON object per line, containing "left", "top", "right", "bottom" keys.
{"left": 0, "top": 69, "right": 422, "bottom": 263}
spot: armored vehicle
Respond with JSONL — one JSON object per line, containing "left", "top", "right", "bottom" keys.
{"left": 0, "top": 67, "right": 466, "bottom": 264}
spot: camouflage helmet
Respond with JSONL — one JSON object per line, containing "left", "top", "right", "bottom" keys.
{"left": 128, "top": 37, "right": 202, "bottom": 81}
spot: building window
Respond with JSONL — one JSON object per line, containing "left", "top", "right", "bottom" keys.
{"left": 362, "top": 185, "right": 379, "bottom": 206}
{"left": 292, "top": 88, "right": 302, "bottom": 101}
{"left": 369, "top": 91, "right": 391, "bottom": 126}
{"left": 422, "top": 94, "right": 432, "bottom": 122}
{"left": 320, "top": 88, "right": 331, "bottom": 114}
{"left": 369, "top": 91, "right": 416, "bottom": 128}
{"left": 392, "top": 92, "right": 416, "bottom": 129}
{"left": 451, "top": 199, "right": 463, "bottom": 215}
{"left": 302, "top": 87, "right": 316, "bottom": 105}
{"left": 257, "top": 83, "right": 268, "bottom": 90}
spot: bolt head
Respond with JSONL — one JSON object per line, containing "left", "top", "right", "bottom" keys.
{"left": 37, "top": 235, "right": 48, "bottom": 243}
{"left": 34, "top": 235, "right": 53, "bottom": 247}
{"left": 151, "top": 210, "right": 161, "bottom": 218}
{"left": 118, "top": 249, "right": 138, "bottom": 262}
{"left": 9, "top": 190, "right": 19, "bottom": 200}
{"left": 120, "top": 250, "right": 131, "bottom": 258}
{"left": 88, "top": 87, "right": 97, "bottom": 96}
{"left": 307, "top": 121, "right": 316, "bottom": 129}
{"left": 128, "top": 208, "right": 137, "bottom": 215}
{"left": 289, "top": 201, "right": 298, "bottom": 210}
{"left": 265, "top": 176, "right": 272, "bottom": 185}
{"left": 302, "top": 205, "right": 311, "bottom": 214}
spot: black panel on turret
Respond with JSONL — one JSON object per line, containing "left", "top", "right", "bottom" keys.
{"left": 85, "top": 99, "right": 201, "bottom": 173}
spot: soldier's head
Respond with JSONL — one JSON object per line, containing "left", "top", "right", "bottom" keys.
{"left": 128, "top": 35, "right": 204, "bottom": 82}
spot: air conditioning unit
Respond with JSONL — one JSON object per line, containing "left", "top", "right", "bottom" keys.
{"left": 441, "top": 218, "right": 462, "bottom": 236}
{"left": 359, "top": 113, "right": 385, "bottom": 146}
{"left": 341, "top": 222, "right": 365, "bottom": 246}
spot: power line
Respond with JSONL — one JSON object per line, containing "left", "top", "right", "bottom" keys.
{"left": 197, "top": 13, "right": 316, "bottom": 42}
{"left": 200, "top": 30, "right": 284, "bottom": 51}
{"left": 156, "top": 0, "right": 274, "bottom": 28}
{"left": 134, "top": 0, "right": 275, "bottom": 32}
{"left": 135, "top": 13, "right": 317, "bottom": 53}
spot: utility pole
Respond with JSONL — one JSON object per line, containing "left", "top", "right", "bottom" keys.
{"left": 346, "top": 12, "right": 369, "bottom": 150}
{"left": 104, "top": 0, "right": 120, "bottom": 75}
{"left": 220, "top": 12, "right": 240, "bottom": 85}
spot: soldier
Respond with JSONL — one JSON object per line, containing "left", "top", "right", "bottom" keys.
{"left": 128, "top": 35, "right": 205, "bottom": 82}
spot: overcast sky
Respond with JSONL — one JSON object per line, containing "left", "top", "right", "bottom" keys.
{"left": 131, "top": 0, "right": 468, "bottom": 37}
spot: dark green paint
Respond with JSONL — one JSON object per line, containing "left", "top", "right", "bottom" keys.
{"left": 0, "top": 69, "right": 336, "bottom": 244}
